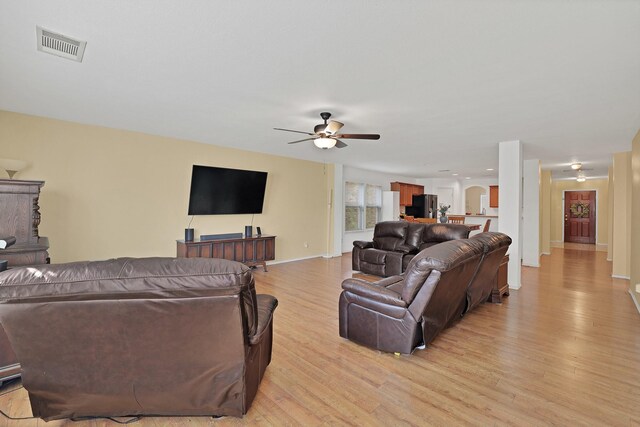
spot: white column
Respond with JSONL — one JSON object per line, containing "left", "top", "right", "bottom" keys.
{"left": 522, "top": 159, "right": 540, "bottom": 267}
{"left": 332, "top": 164, "right": 344, "bottom": 257}
{"left": 498, "top": 140, "right": 523, "bottom": 289}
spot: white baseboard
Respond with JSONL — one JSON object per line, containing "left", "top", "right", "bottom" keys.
{"left": 596, "top": 243, "right": 608, "bottom": 247}
{"left": 267, "top": 254, "right": 324, "bottom": 266}
{"left": 550, "top": 240, "right": 562, "bottom": 243}
{"left": 629, "top": 290, "right": 640, "bottom": 315}
{"left": 508, "top": 284, "right": 521, "bottom": 290}
{"left": 540, "top": 252, "right": 551, "bottom": 256}
{"left": 612, "top": 274, "right": 630, "bottom": 280}
{"left": 322, "top": 252, "right": 343, "bottom": 259}
{"left": 523, "top": 263, "right": 540, "bottom": 267}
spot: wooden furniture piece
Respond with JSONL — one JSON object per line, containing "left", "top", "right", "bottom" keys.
{"left": 390, "top": 182, "right": 424, "bottom": 207}
{"left": 177, "top": 235, "right": 275, "bottom": 272}
{"left": 482, "top": 218, "right": 492, "bottom": 232}
{"left": 448, "top": 215, "right": 466, "bottom": 224}
{"left": 415, "top": 218, "right": 436, "bottom": 224}
{"left": 0, "top": 179, "right": 50, "bottom": 268}
{"left": 489, "top": 185, "right": 499, "bottom": 208}
{"left": 0, "top": 179, "right": 51, "bottom": 386}
{"left": 490, "top": 254, "right": 510, "bottom": 303}
{"left": 464, "top": 224, "right": 481, "bottom": 231}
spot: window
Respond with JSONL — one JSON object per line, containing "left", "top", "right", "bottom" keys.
{"left": 345, "top": 182, "right": 382, "bottom": 232}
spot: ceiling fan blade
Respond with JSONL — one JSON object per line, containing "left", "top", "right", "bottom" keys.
{"left": 287, "top": 137, "right": 315, "bottom": 144}
{"left": 335, "top": 133, "right": 381, "bottom": 140}
{"left": 274, "top": 128, "right": 315, "bottom": 136}
{"left": 334, "top": 139, "right": 348, "bottom": 149}
{"left": 324, "top": 120, "right": 344, "bottom": 135}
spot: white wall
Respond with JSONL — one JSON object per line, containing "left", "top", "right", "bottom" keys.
{"left": 498, "top": 140, "right": 523, "bottom": 289}
{"left": 341, "top": 166, "right": 417, "bottom": 252}
{"left": 522, "top": 159, "right": 540, "bottom": 267}
{"left": 417, "top": 177, "right": 499, "bottom": 217}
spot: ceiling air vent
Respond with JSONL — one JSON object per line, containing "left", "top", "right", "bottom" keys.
{"left": 36, "top": 26, "right": 86, "bottom": 62}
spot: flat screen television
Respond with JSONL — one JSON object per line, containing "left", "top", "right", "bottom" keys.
{"left": 188, "top": 165, "right": 268, "bottom": 215}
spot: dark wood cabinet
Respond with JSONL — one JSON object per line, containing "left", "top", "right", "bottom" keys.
{"left": 0, "top": 179, "right": 52, "bottom": 386}
{"left": 177, "top": 235, "right": 275, "bottom": 271}
{"left": 0, "top": 179, "right": 50, "bottom": 268}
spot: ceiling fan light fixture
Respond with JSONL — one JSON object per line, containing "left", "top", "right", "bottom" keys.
{"left": 571, "top": 162, "right": 582, "bottom": 170}
{"left": 576, "top": 176, "right": 586, "bottom": 182}
{"left": 314, "top": 137, "right": 336, "bottom": 149}
{"left": 324, "top": 121, "right": 344, "bottom": 135}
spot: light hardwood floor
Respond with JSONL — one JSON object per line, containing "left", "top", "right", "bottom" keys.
{"left": 0, "top": 246, "right": 638, "bottom": 426}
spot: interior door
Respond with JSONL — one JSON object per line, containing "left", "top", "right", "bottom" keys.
{"left": 564, "top": 191, "right": 596, "bottom": 244}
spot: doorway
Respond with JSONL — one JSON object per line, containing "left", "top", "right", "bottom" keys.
{"left": 564, "top": 191, "right": 596, "bottom": 244}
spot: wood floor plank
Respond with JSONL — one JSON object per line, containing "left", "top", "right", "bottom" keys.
{"left": 0, "top": 246, "right": 638, "bottom": 425}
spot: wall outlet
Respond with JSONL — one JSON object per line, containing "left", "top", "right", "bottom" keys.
{"left": 303, "top": 242, "right": 309, "bottom": 248}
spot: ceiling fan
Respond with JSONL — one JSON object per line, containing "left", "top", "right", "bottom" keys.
{"left": 274, "top": 112, "right": 380, "bottom": 149}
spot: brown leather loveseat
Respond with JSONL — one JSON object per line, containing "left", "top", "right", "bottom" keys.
{"left": 352, "top": 221, "right": 471, "bottom": 277}
{"left": 0, "top": 257, "right": 277, "bottom": 421}
{"left": 340, "top": 232, "right": 511, "bottom": 354}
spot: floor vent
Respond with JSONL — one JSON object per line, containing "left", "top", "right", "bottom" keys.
{"left": 36, "top": 26, "right": 86, "bottom": 62}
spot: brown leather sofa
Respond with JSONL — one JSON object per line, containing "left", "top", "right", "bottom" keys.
{"left": 352, "top": 221, "right": 471, "bottom": 277}
{"left": 340, "top": 232, "right": 511, "bottom": 354}
{"left": 0, "top": 257, "right": 277, "bottom": 421}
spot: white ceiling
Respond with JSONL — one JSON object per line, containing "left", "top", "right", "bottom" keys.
{"left": 1, "top": 1, "right": 639, "bottom": 181}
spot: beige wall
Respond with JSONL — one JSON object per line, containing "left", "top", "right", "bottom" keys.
{"left": 539, "top": 170, "right": 551, "bottom": 255}
{"left": 0, "top": 111, "right": 330, "bottom": 263}
{"left": 607, "top": 166, "right": 614, "bottom": 261}
{"left": 611, "top": 152, "right": 632, "bottom": 278}
{"left": 630, "top": 131, "right": 640, "bottom": 295}
{"left": 550, "top": 178, "right": 609, "bottom": 247}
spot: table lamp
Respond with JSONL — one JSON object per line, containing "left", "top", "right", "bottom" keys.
{"left": 0, "top": 159, "right": 27, "bottom": 179}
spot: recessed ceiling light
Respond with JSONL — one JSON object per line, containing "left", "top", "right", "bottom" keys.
{"left": 486, "top": 168, "right": 494, "bottom": 171}
{"left": 465, "top": 177, "right": 471, "bottom": 180}
{"left": 452, "top": 173, "right": 459, "bottom": 176}
{"left": 571, "top": 162, "right": 582, "bottom": 170}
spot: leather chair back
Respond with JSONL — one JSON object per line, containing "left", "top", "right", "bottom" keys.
{"left": 466, "top": 232, "right": 512, "bottom": 311}
{"left": 404, "top": 238, "right": 485, "bottom": 345}
{"left": 420, "top": 224, "right": 470, "bottom": 250}
{"left": 373, "top": 221, "right": 408, "bottom": 251}
{"left": 0, "top": 257, "right": 276, "bottom": 421}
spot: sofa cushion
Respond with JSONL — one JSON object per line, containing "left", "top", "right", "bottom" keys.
{"left": 405, "top": 223, "right": 425, "bottom": 249}
{"left": 361, "top": 248, "right": 388, "bottom": 265}
{"left": 423, "top": 223, "right": 470, "bottom": 243}
{"left": 373, "top": 221, "right": 407, "bottom": 251}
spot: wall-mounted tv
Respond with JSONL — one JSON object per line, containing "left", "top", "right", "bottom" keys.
{"left": 188, "top": 165, "right": 268, "bottom": 215}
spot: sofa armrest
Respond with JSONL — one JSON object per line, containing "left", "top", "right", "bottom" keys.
{"left": 341, "top": 278, "right": 406, "bottom": 308}
{"left": 396, "top": 244, "right": 417, "bottom": 254}
{"left": 249, "top": 294, "right": 278, "bottom": 345}
{"left": 353, "top": 240, "right": 374, "bottom": 249}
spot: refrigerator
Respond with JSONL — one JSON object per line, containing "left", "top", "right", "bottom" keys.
{"left": 406, "top": 194, "right": 438, "bottom": 218}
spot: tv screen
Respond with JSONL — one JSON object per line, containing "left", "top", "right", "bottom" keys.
{"left": 188, "top": 165, "right": 268, "bottom": 215}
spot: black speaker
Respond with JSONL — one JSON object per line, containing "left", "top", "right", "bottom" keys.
{"left": 256, "top": 226, "right": 262, "bottom": 235}
{"left": 0, "top": 260, "right": 7, "bottom": 272}
{"left": 185, "top": 228, "right": 194, "bottom": 241}
{"left": 245, "top": 226, "right": 252, "bottom": 238}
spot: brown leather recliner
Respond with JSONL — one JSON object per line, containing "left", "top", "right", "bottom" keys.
{"left": 352, "top": 221, "right": 470, "bottom": 277}
{"left": 466, "top": 232, "right": 512, "bottom": 312}
{"left": 341, "top": 232, "right": 512, "bottom": 354}
{"left": 341, "top": 238, "right": 486, "bottom": 354}
{"left": 0, "top": 257, "right": 277, "bottom": 421}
